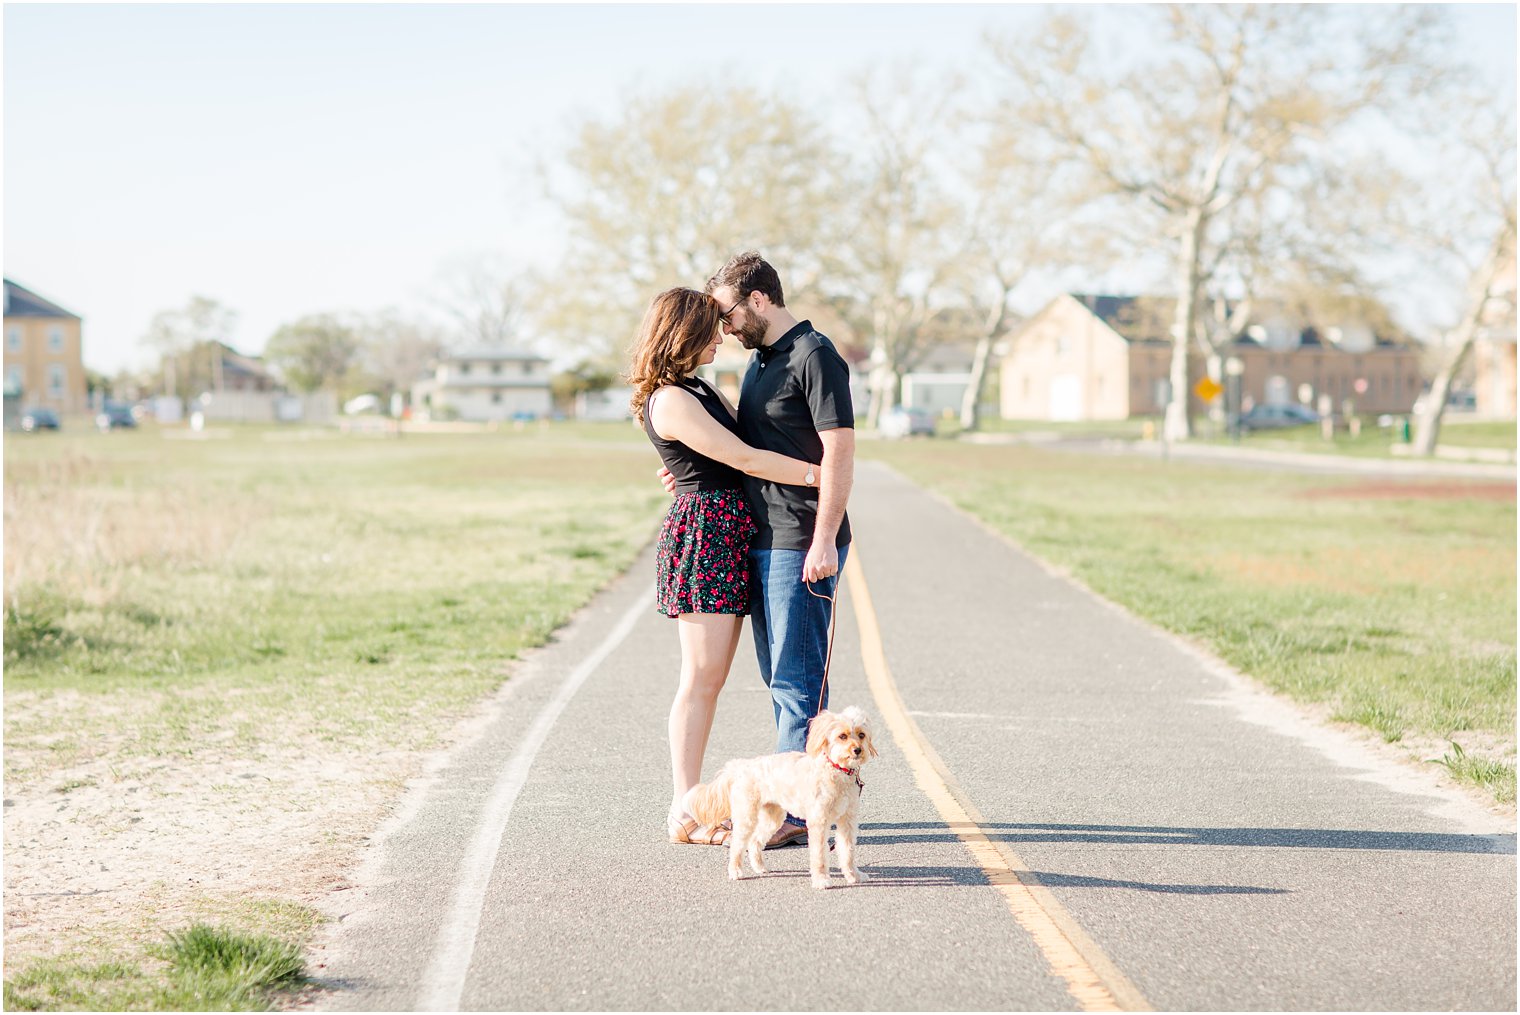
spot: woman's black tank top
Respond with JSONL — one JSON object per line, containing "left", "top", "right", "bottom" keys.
{"left": 642, "top": 377, "right": 745, "bottom": 493}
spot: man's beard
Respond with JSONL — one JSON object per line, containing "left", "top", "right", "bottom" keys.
{"left": 733, "top": 314, "right": 768, "bottom": 350}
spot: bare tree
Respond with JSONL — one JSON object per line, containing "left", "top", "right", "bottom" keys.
{"left": 823, "top": 66, "right": 970, "bottom": 428}
{"left": 991, "top": 5, "right": 1444, "bottom": 440}
{"left": 431, "top": 255, "right": 525, "bottom": 350}
{"left": 355, "top": 309, "right": 444, "bottom": 402}
{"left": 139, "top": 296, "right": 238, "bottom": 399}
{"left": 1408, "top": 102, "right": 1517, "bottom": 455}
{"left": 957, "top": 108, "right": 1110, "bottom": 430}
{"left": 538, "top": 82, "right": 848, "bottom": 364}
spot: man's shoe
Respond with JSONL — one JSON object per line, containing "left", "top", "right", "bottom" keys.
{"left": 765, "top": 821, "right": 808, "bottom": 849}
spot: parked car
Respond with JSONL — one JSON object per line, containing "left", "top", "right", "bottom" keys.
{"left": 96, "top": 401, "right": 137, "bottom": 430}
{"left": 1238, "top": 403, "right": 1319, "bottom": 431}
{"left": 878, "top": 406, "right": 937, "bottom": 438}
{"left": 20, "top": 406, "right": 60, "bottom": 432}
{"left": 343, "top": 393, "right": 382, "bottom": 416}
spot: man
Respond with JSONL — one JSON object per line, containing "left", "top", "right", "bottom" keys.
{"left": 663, "top": 250, "right": 855, "bottom": 848}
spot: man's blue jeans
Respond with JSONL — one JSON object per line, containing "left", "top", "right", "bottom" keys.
{"left": 748, "top": 543, "right": 850, "bottom": 754}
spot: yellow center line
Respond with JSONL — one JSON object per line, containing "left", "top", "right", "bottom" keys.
{"left": 844, "top": 551, "right": 1151, "bottom": 1013}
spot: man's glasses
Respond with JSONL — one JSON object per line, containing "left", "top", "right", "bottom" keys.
{"left": 718, "top": 295, "right": 747, "bottom": 322}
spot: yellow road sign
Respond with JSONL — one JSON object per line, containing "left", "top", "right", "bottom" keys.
{"left": 1193, "top": 377, "right": 1224, "bottom": 402}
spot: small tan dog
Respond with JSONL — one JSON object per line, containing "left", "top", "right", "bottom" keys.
{"left": 683, "top": 706, "right": 877, "bottom": 889}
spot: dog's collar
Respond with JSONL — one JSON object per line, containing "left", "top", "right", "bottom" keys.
{"left": 827, "top": 757, "right": 865, "bottom": 791}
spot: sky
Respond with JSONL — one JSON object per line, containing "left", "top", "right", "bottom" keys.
{"left": 5, "top": 3, "right": 1516, "bottom": 375}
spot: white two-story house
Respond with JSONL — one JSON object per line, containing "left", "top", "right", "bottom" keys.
{"left": 413, "top": 347, "right": 553, "bottom": 422}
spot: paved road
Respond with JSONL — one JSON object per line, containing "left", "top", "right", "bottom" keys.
{"left": 310, "top": 461, "right": 1516, "bottom": 1011}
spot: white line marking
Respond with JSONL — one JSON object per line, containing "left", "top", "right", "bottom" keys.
{"left": 416, "top": 588, "right": 654, "bottom": 1011}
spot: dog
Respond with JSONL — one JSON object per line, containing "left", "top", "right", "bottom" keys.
{"left": 683, "top": 706, "right": 877, "bottom": 889}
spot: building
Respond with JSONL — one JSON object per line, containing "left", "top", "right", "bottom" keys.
{"left": 899, "top": 338, "right": 991, "bottom": 417}
{"left": 412, "top": 347, "right": 553, "bottom": 422}
{"left": 3, "top": 279, "right": 88, "bottom": 415}
{"left": 1000, "top": 293, "right": 1424, "bottom": 421}
{"left": 209, "top": 341, "right": 278, "bottom": 393}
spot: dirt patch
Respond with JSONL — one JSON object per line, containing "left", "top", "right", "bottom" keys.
{"left": 2, "top": 688, "right": 436, "bottom": 977}
{"left": 1298, "top": 482, "right": 1516, "bottom": 501}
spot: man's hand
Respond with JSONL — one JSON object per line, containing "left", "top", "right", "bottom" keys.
{"left": 802, "top": 539, "right": 839, "bottom": 584}
{"left": 656, "top": 466, "right": 676, "bottom": 497}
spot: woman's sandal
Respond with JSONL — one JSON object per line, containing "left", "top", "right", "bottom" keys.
{"left": 669, "top": 818, "right": 731, "bottom": 845}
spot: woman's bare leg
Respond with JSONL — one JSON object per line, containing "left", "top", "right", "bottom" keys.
{"left": 669, "top": 613, "right": 744, "bottom": 830}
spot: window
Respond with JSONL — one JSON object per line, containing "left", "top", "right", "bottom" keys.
{"left": 491, "top": 363, "right": 502, "bottom": 375}
{"left": 47, "top": 364, "right": 64, "bottom": 397}
{"left": 459, "top": 363, "right": 472, "bottom": 375}
{"left": 6, "top": 365, "right": 23, "bottom": 393}
{"left": 6, "top": 327, "right": 20, "bottom": 352}
{"left": 1055, "top": 334, "right": 1069, "bottom": 357}
{"left": 491, "top": 392, "right": 502, "bottom": 404}
{"left": 520, "top": 361, "right": 533, "bottom": 376}
{"left": 48, "top": 328, "right": 63, "bottom": 353}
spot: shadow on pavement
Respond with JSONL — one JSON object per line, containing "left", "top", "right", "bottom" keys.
{"left": 1022, "top": 871, "right": 1289, "bottom": 895}
{"left": 857, "top": 821, "right": 1515, "bottom": 855}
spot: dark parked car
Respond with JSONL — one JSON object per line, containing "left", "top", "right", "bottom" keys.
{"left": 1238, "top": 403, "right": 1320, "bottom": 431}
{"left": 20, "top": 406, "right": 60, "bottom": 432}
{"left": 96, "top": 402, "right": 137, "bottom": 430}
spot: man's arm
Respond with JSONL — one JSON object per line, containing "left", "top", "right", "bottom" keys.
{"left": 802, "top": 426, "right": 854, "bottom": 583}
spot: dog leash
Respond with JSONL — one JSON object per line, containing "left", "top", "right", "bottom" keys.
{"left": 807, "top": 571, "right": 862, "bottom": 858}
{"left": 805, "top": 571, "right": 840, "bottom": 719}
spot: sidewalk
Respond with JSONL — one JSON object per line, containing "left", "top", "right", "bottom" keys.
{"left": 310, "top": 460, "right": 1515, "bottom": 1011}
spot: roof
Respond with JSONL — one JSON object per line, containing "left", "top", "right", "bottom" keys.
{"left": 1068, "top": 294, "right": 1173, "bottom": 345}
{"left": 444, "top": 347, "right": 548, "bottom": 363}
{"left": 3, "top": 279, "right": 81, "bottom": 320}
{"left": 1068, "top": 292, "right": 1408, "bottom": 349}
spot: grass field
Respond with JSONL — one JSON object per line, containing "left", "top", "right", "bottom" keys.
{"left": 1198, "top": 417, "right": 1517, "bottom": 459}
{"left": 5, "top": 423, "right": 666, "bottom": 770}
{"left": 966, "top": 416, "right": 1515, "bottom": 459}
{"left": 3, "top": 420, "right": 666, "bottom": 1009}
{"left": 862, "top": 437, "right": 1517, "bottom": 803}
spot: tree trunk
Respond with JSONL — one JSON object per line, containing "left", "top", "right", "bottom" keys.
{"left": 959, "top": 335, "right": 993, "bottom": 431}
{"left": 1163, "top": 208, "right": 1206, "bottom": 442}
{"left": 865, "top": 338, "right": 892, "bottom": 430}
{"left": 1413, "top": 353, "right": 1464, "bottom": 455}
{"left": 960, "top": 291, "right": 1010, "bottom": 432}
{"left": 1205, "top": 350, "right": 1225, "bottom": 426}
{"left": 1412, "top": 215, "right": 1514, "bottom": 457}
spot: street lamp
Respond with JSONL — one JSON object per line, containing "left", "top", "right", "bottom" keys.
{"left": 1225, "top": 356, "right": 1245, "bottom": 441}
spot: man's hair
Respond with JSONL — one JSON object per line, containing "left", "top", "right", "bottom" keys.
{"left": 705, "top": 251, "right": 785, "bottom": 308}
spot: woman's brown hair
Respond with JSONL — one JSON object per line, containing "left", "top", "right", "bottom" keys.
{"left": 626, "top": 287, "right": 720, "bottom": 424}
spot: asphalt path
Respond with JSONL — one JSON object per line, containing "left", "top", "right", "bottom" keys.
{"left": 310, "top": 460, "right": 1516, "bottom": 1011}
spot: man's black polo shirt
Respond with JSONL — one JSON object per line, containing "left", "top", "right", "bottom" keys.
{"left": 736, "top": 320, "right": 853, "bottom": 551}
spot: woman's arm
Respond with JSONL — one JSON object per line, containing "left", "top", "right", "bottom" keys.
{"left": 649, "top": 387, "right": 814, "bottom": 486}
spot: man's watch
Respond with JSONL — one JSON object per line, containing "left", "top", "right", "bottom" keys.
{"left": 804, "top": 466, "right": 816, "bottom": 486}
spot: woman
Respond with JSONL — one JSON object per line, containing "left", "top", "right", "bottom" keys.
{"left": 627, "top": 287, "right": 817, "bottom": 845}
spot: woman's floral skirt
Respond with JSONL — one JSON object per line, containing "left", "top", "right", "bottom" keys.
{"left": 655, "top": 488, "right": 758, "bottom": 618}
